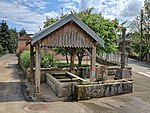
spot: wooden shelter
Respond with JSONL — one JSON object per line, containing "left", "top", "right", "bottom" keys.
{"left": 30, "top": 14, "right": 104, "bottom": 96}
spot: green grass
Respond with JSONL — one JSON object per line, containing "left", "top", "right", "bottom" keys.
{"left": 57, "top": 62, "right": 89, "bottom": 67}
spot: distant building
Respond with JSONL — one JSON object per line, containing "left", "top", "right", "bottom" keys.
{"left": 16, "top": 34, "right": 32, "bottom": 56}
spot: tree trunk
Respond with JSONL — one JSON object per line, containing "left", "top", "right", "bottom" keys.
{"left": 65, "top": 53, "right": 69, "bottom": 64}
{"left": 78, "top": 56, "right": 83, "bottom": 66}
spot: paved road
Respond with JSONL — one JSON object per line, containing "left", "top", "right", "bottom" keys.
{"left": 0, "top": 54, "right": 150, "bottom": 113}
{"left": 128, "top": 58, "right": 150, "bottom": 78}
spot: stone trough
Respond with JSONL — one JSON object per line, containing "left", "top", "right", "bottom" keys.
{"left": 75, "top": 80, "right": 133, "bottom": 101}
{"left": 46, "top": 72, "right": 81, "bottom": 97}
{"left": 46, "top": 71, "right": 133, "bottom": 101}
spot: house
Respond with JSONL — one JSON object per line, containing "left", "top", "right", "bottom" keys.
{"left": 16, "top": 34, "right": 32, "bottom": 55}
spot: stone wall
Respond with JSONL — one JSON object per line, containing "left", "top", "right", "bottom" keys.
{"left": 75, "top": 80, "right": 133, "bottom": 101}
{"left": 46, "top": 73, "right": 78, "bottom": 97}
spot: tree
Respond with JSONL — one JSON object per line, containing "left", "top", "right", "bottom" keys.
{"left": 129, "top": 0, "right": 150, "bottom": 61}
{"left": 19, "top": 28, "right": 26, "bottom": 37}
{"left": 8, "top": 28, "right": 18, "bottom": 53}
{"left": 53, "top": 48, "right": 69, "bottom": 64}
{"left": 0, "top": 44, "right": 3, "bottom": 54}
{"left": 43, "top": 8, "right": 120, "bottom": 65}
{"left": 0, "top": 20, "right": 18, "bottom": 54}
{"left": 0, "top": 20, "right": 10, "bottom": 53}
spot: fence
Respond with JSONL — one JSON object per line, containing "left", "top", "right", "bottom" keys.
{"left": 98, "top": 52, "right": 128, "bottom": 66}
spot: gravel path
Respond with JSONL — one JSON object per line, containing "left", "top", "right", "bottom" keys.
{"left": 0, "top": 54, "right": 25, "bottom": 102}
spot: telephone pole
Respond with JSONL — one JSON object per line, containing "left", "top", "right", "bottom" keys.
{"left": 139, "top": 9, "right": 143, "bottom": 61}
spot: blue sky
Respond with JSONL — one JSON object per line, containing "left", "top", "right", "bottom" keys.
{"left": 0, "top": 0, "right": 144, "bottom": 33}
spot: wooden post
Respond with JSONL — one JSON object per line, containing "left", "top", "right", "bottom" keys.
{"left": 30, "top": 43, "right": 34, "bottom": 82}
{"left": 35, "top": 43, "right": 41, "bottom": 97}
{"left": 70, "top": 48, "right": 75, "bottom": 73}
{"left": 90, "top": 46, "right": 96, "bottom": 82}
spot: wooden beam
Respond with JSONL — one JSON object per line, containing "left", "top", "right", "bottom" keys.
{"left": 30, "top": 43, "right": 34, "bottom": 82}
{"left": 83, "top": 48, "right": 92, "bottom": 58}
{"left": 35, "top": 43, "right": 41, "bottom": 96}
{"left": 70, "top": 48, "right": 75, "bottom": 73}
{"left": 67, "top": 72, "right": 87, "bottom": 82}
{"left": 90, "top": 46, "right": 96, "bottom": 82}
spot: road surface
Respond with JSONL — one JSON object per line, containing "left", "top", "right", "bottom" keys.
{"left": 128, "top": 58, "right": 150, "bottom": 78}
{"left": 0, "top": 54, "right": 150, "bottom": 113}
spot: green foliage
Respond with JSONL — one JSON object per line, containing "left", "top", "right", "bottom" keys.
{"left": 43, "top": 8, "right": 120, "bottom": 65}
{"left": 0, "top": 44, "right": 3, "bottom": 54}
{"left": 41, "top": 53, "right": 59, "bottom": 68}
{"left": 20, "top": 50, "right": 59, "bottom": 68}
{"left": 8, "top": 28, "right": 18, "bottom": 53}
{"left": 44, "top": 17, "right": 58, "bottom": 28}
{"left": 44, "top": 8, "right": 119, "bottom": 53}
{"left": 20, "top": 50, "right": 30, "bottom": 68}
{"left": 0, "top": 20, "right": 18, "bottom": 54}
{"left": 57, "top": 63, "right": 89, "bottom": 68}
{"left": 19, "top": 28, "right": 26, "bottom": 37}
{"left": 128, "top": 0, "right": 150, "bottom": 60}
{"left": 0, "top": 20, "right": 10, "bottom": 52}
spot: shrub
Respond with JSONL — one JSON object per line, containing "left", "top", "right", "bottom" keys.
{"left": 41, "top": 53, "right": 59, "bottom": 68}
{"left": 20, "top": 50, "right": 30, "bottom": 68}
{"left": 20, "top": 50, "right": 59, "bottom": 68}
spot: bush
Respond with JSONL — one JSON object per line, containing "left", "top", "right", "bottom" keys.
{"left": 41, "top": 53, "right": 59, "bottom": 68}
{"left": 20, "top": 50, "right": 30, "bottom": 68}
{"left": 20, "top": 50, "right": 59, "bottom": 68}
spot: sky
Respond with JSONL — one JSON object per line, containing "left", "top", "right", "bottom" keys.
{"left": 0, "top": 0, "right": 145, "bottom": 33}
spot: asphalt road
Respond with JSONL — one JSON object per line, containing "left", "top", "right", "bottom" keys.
{"left": 128, "top": 58, "right": 150, "bottom": 77}
{"left": 0, "top": 54, "right": 150, "bottom": 113}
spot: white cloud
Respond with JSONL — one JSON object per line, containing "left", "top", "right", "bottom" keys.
{"left": 120, "top": 0, "right": 144, "bottom": 17}
{"left": 44, "top": 11, "right": 59, "bottom": 18}
{"left": 0, "top": 0, "right": 145, "bottom": 33}
{"left": 0, "top": 1, "right": 58, "bottom": 33}
{"left": 58, "top": 2, "right": 79, "bottom": 14}
{"left": 57, "top": 0, "right": 70, "bottom": 2}
{"left": 72, "top": 0, "right": 144, "bottom": 22}
{"left": 12, "top": 0, "right": 49, "bottom": 10}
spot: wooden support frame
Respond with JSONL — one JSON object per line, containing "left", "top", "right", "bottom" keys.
{"left": 70, "top": 48, "right": 76, "bottom": 73}
{"left": 83, "top": 48, "right": 92, "bottom": 58}
{"left": 30, "top": 44, "right": 34, "bottom": 82}
{"left": 35, "top": 43, "right": 41, "bottom": 96}
{"left": 90, "top": 46, "right": 96, "bottom": 82}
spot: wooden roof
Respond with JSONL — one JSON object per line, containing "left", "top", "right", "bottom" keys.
{"left": 31, "top": 14, "right": 104, "bottom": 48}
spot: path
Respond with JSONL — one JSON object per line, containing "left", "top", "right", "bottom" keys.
{"left": 0, "top": 54, "right": 25, "bottom": 102}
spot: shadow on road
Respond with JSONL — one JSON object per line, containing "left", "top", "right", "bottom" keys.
{"left": 0, "top": 82, "right": 26, "bottom": 102}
